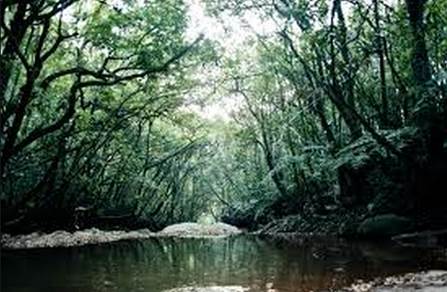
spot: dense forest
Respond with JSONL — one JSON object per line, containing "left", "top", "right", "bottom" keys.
{"left": 1, "top": 0, "right": 446, "bottom": 237}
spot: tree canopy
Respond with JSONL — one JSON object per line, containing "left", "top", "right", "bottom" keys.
{"left": 1, "top": 0, "right": 446, "bottom": 234}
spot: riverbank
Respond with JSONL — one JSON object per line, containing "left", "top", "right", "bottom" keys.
{"left": 0, "top": 222, "right": 242, "bottom": 249}
{"left": 255, "top": 210, "right": 447, "bottom": 245}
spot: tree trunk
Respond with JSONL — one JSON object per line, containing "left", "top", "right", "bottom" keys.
{"left": 405, "top": 0, "right": 432, "bottom": 89}
{"left": 373, "top": 0, "right": 388, "bottom": 127}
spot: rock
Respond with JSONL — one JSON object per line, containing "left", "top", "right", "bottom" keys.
{"left": 342, "top": 270, "right": 447, "bottom": 291}
{"left": 393, "top": 229, "right": 447, "bottom": 248}
{"left": 162, "top": 286, "right": 248, "bottom": 292}
{"left": 357, "top": 214, "right": 413, "bottom": 238}
{"left": 158, "top": 222, "right": 241, "bottom": 238}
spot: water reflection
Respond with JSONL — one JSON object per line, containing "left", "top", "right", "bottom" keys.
{"left": 2, "top": 236, "right": 446, "bottom": 292}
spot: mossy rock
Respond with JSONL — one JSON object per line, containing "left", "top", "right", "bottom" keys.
{"left": 357, "top": 214, "right": 414, "bottom": 238}
{"left": 393, "top": 229, "right": 447, "bottom": 248}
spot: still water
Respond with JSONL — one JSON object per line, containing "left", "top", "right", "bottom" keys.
{"left": 1, "top": 236, "right": 446, "bottom": 292}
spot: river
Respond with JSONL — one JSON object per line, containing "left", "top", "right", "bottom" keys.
{"left": 1, "top": 235, "right": 446, "bottom": 291}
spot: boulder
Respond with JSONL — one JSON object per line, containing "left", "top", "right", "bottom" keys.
{"left": 158, "top": 222, "right": 241, "bottom": 238}
{"left": 357, "top": 214, "right": 413, "bottom": 238}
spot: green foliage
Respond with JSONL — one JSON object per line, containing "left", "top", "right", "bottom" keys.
{"left": 0, "top": 0, "right": 218, "bottom": 232}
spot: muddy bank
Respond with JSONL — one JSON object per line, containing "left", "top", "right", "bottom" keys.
{"left": 1, "top": 222, "right": 242, "bottom": 249}
{"left": 342, "top": 270, "right": 447, "bottom": 291}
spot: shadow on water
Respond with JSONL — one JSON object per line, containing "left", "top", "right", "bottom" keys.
{"left": 1, "top": 235, "right": 446, "bottom": 292}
